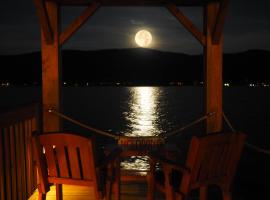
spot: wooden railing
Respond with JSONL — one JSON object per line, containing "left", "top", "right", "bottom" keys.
{"left": 0, "top": 104, "right": 41, "bottom": 200}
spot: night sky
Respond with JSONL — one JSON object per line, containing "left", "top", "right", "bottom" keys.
{"left": 0, "top": 0, "right": 270, "bottom": 55}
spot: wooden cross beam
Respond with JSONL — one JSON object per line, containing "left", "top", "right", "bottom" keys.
{"left": 34, "top": 0, "right": 53, "bottom": 44}
{"left": 60, "top": 2, "right": 101, "bottom": 45}
{"left": 212, "top": 0, "right": 229, "bottom": 44}
{"left": 167, "top": 3, "right": 206, "bottom": 46}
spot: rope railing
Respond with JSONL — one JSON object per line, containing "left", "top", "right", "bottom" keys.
{"left": 164, "top": 112, "right": 215, "bottom": 138}
{"left": 47, "top": 108, "right": 214, "bottom": 144}
{"left": 47, "top": 108, "right": 270, "bottom": 155}
{"left": 47, "top": 108, "right": 120, "bottom": 140}
{"left": 47, "top": 108, "right": 166, "bottom": 148}
{"left": 223, "top": 112, "right": 270, "bottom": 155}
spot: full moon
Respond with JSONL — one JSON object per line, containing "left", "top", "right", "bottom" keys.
{"left": 135, "top": 30, "right": 152, "bottom": 47}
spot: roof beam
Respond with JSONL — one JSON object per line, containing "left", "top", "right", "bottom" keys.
{"left": 212, "top": 0, "right": 229, "bottom": 44}
{"left": 34, "top": 0, "right": 53, "bottom": 44}
{"left": 60, "top": 2, "right": 100, "bottom": 45}
{"left": 167, "top": 3, "right": 206, "bottom": 47}
{"left": 48, "top": 0, "right": 219, "bottom": 7}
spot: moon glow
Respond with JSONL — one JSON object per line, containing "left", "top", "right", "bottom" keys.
{"left": 135, "top": 30, "right": 152, "bottom": 47}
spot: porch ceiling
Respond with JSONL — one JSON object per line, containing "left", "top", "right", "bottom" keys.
{"left": 48, "top": 0, "right": 221, "bottom": 6}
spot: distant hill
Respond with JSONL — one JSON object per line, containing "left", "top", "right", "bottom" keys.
{"left": 0, "top": 48, "right": 269, "bottom": 85}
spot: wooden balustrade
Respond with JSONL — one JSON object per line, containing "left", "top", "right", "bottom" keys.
{"left": 0, "top": 104, "right": 41, "bottom": 200}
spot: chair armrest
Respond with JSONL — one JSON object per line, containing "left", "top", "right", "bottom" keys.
{"left": 149, "top": 152, "right": 190, "bottom": 174}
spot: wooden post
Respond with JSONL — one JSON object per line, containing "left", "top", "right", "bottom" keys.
{"left": 41, "top": 1, "right": 62, "bottom": 132}
{"left": 204, "top": 2, "right": 223, "bottom": 133}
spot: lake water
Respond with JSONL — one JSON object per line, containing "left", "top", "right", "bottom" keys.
{"left": 1, "top": 86, "right": 270, "bottom": 196}
{"left": 1, "top": 86, "right": 269, "bottom": 140}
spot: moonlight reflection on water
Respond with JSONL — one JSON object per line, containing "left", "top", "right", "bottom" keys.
{"left": 121, "top": 87, "right": 163, "bottom": 172}
{"left": 124, "top": 87, "right": 162, "bottom": 137}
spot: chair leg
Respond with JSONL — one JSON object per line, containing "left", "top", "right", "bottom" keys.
{"left": 164, "top": 168, "right": 174, "bottom": 200}
{"left": 199, "top": 186, "right": 207, "bottom": 200}
{"left": 222, "top": 191, "right": 231, "bottom": 200}
{"left": 105, "top": 179, "right": 112, "bottom": 200}
{"left": 56, "top": 184, "right": 63, "bottom": 200}
{"left": 37, "top": 183, "right": 47, "bottom": 200}
{"left": 147, "top": 174, "right": 155, "bottom": 200}
{"left": 113, "top": 168, "right": 120, "bottom": 200}
{"left": 38, "top": 193, "right": 46, "bottom": 200}
{"left": 105, "top": 165, "right": 113, "bottom": 200}
{"left": 112, "top": 159, "right": 121, "bottom": 200}
{"left": 147, "top": 159, "right": 156, "bottom": 200}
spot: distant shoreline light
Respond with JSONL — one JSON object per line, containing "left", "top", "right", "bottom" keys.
{"left": 1, "top": 81, "right": 270, "bottom": 87}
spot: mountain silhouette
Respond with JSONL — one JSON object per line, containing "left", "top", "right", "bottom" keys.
{"left": 0, "top": 48, "right": 269, "bottom": 85}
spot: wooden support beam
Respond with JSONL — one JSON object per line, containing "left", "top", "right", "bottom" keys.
{"left": 213, "top": 0, "right": 229, "bottom": 44}
{"left": 60, "top": 2, "right": 100, "bottom": 45}
{"left": 34, "top": 0, "right": 53, "bottom": 44}
{"left": 167, "top": 3, "right": 206, "bottom": 46}
{"left": 204, "top": 2, "right": 223, "bottom": 133}
{"left": 50, "top": 0, "right": 212, "bottom": 7}
{"left": 41, "top": 1, "right": 62, "bottom": 132}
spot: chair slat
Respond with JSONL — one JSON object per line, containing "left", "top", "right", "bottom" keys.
{"left": 44, "top": 145, "right": 58, "bottom": 177}
{"left": 79, "top": 145, "right": 93, "bottom": 180}
{"left": 55, "top": 146, "right": 70, "bottom": 178}
{"left": 67, "top": 147, "right": 81, "bottom": 179}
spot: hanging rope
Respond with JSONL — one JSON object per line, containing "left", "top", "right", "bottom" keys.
{"left": 47, "top": 108, "right": 215, "bottom": 142}
{"left": 164, "top": 112, "right": 216, "bottom": 138}
{"left": 222, "top": 112, "right": 236, "bottom": 133}
{"left": 223, "top": 112, "right": 270, "bottom": 155}
{"left": 47, "top": 108, "right": 120, "bottom": 140}
{"left": 48, "top": 108, "right": 270, "bottom": 154}
{"left": 244, "top": 143, "right": 270, "bottom": 155}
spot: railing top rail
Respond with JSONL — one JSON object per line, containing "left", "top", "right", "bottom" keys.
{"left": 0, "top": 103, "right": 39, "bottom": 128}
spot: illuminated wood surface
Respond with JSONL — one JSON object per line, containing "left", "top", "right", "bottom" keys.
{"left": 29, "top": 183, "right": 164, "bottom": 200}
{"left": 204, "top": 2, "right": 223, "bottom": 133}
{"left": 41, "top": 1, "right": 62, "bottom": 132}
{"left": 0, "top": 105, "right": 39, "bottom": 200}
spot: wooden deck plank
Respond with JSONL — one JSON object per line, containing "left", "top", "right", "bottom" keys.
{"left": 28, "top": 183, "right": 164, "bottom": 200}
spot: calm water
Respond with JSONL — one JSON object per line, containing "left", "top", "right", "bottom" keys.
{"left": 1, "top": 86, "right": 270, "bottom": 172}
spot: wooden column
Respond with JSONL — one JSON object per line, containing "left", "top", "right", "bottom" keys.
{"left": 204, "top": 2, "right": 223, "bottom": 133}
{"left": 41, "top": 1, "right": 62, "bottom": 132}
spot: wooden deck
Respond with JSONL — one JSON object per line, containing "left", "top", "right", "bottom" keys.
{"left": 28, "top": 183, "right": 164, "bottom": 200}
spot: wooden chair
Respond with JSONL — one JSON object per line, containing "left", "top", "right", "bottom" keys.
{"left": 32, "top": 132, "right": 122, "bottom": 200}
{"left": 147, "top": 132, "right": 246, "bottom": 200}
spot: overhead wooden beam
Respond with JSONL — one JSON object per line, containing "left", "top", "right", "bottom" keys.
{"left": 60, "top": 2, "right": 100, "bottom": 45}
{"left": 204, "top": 2, "right": 223, "bottom": 133}
{"left": 41, "top": 1, "right": 62, "bottom": 132}
{"left": 51, "top": 0, "right": 213, "bottom": 7}
{"left": 167, "top": 3, "right": 206, "bottom": 46}
{"left": 212, "top": 0, "right": 229, "bottom": 44}
{"left": 34, "top": 0, "right": 53, "bottom": 44}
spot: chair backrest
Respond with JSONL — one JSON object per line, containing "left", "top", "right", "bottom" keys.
{"left": 184, "top": 132, "right": 246, "bottom": 190}
{"left": 32, "top": 132, "right": 98, "bottom": 192}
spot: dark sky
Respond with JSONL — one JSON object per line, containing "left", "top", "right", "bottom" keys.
{"left": 0, "top": 0, "right": 270, "bottom": 55}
